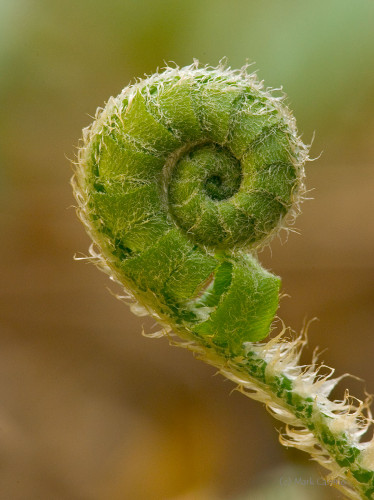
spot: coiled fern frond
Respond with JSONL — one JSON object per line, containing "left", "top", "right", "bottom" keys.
{"left": 72, "top": 61, "right": 374, "bottom": 499}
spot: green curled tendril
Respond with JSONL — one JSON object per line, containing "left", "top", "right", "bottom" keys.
{"left": 73, "top": 61, "right": 307, "bottom": 354}
{"left": 73, "top": 62, "right": 374, "bottom": 500}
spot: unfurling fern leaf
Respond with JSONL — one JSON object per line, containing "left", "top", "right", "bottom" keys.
{"left": 72, "top": 62, "right": 374, "bottom": 500}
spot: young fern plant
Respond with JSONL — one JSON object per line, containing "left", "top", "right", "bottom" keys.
{"left": 72, "top": 61, "right": 374, "bottom": 500}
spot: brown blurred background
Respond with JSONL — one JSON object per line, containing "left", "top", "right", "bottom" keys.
{"left": 0, "top": 1, "right": 373, "bottom": 499}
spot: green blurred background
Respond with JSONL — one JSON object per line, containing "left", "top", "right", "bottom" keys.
{"left": 0, "top": 1, "right": 373, "bottom": 499}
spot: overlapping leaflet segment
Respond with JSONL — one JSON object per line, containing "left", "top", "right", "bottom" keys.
{"left": 74, "top": 62, "right": 306, "bottom": 354}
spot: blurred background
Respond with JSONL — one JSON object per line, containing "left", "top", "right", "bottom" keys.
{"left": 0, "top": 0, "right": 373, "bottom": 499}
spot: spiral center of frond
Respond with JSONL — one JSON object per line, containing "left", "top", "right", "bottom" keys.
{"left": 199, "top": 146, "right": 242, "bottom": 201}
{"left": 168, "top": 143, "right": 245, "bottom": 246}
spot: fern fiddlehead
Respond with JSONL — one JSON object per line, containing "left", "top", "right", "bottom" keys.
{"left": 72, "top": 62, "right": 374, "bottom": 499}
